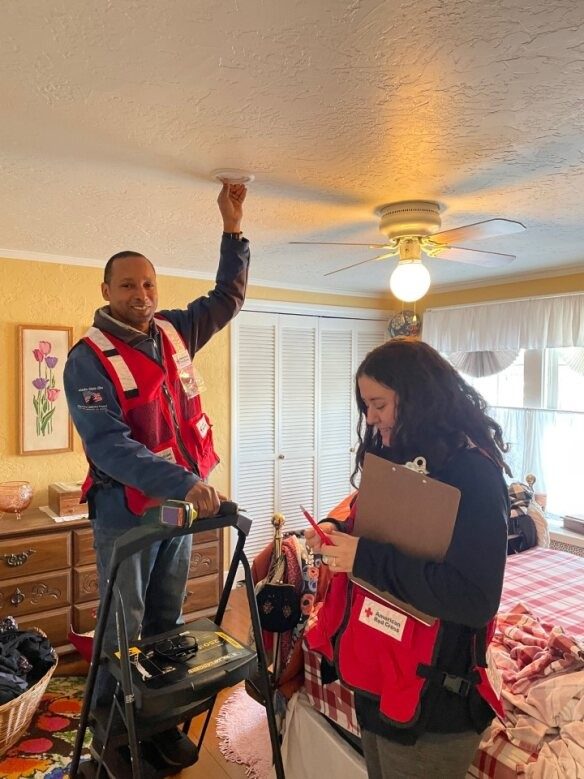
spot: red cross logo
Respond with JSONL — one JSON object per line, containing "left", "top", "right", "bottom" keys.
{"left": 365, "top": 607, "right": 373, "bottom": 618}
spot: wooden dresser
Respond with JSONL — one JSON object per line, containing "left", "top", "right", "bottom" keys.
{"left": 0, "top": 509, "right": 224, "bottom": 655}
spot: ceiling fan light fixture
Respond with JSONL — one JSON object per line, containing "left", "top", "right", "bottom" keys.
{"left": 389, "top": 259, "right": 431, "bottom": 302}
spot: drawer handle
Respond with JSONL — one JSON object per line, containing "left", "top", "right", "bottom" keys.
{"left": 10, "top": 588, "right": 25, "bottom": 606}
{"left": 1, "top": 549, "right": 36, "bottom": 567}
{"left": 31, "top": 583, "right": 60, "bottom": 604}
{"left": 191, "top": 553, "right": 212, "bottom": 571}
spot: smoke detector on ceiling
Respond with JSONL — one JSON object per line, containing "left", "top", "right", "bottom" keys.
{"left": 210, "top": 168, "right": 255, "bottom": 184}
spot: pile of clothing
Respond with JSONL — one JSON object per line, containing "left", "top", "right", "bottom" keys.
{"left": 0, "top": 617, "right": 56, "bottom": 704}
{"left": 508, "top": 482, "right": 550, "bottom": 553}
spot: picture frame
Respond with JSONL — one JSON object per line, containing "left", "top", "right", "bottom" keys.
{"left": 18, "top": 324, "right": 73, "bottom": 455}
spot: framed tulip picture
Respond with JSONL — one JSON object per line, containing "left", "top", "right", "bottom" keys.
{"left": 18, "top": 324, "right": 73, "bottom": 455}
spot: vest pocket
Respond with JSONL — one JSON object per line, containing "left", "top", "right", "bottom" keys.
{"left": 190, "top": 412, "right": 219, "bottom": 478}
{"left": 338, "top": 587, "right": 439, "bottom": 726}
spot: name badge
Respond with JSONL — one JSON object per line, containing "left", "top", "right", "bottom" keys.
{"left": 196, "top": 416, "right": 210, "bottom": 439}
{"left": 359, "top": 597, "right": 407, "bottom": 641}
{"left": 172, "top": 349, "right": 200, "bottom": 399}
{"left": 157, "top": 447, "right": 177, "bottom": 464}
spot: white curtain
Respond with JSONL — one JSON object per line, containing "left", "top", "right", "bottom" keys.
{"left": 423, "top": 293, "right": 584, "bottom": 353}
{"left": 448, "top": 350, "right": 520, "bottom": 378}
{"left": 490, "top": 406, "right": 584, "bottom": 516}
{"left": 561, "top": 347, "right": 584, "bottom": 375}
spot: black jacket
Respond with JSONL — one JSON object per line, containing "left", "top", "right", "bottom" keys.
{"left": 352, "top": 447, "right": 509, "bottom": 743}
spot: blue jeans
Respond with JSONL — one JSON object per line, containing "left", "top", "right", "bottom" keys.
{"left": 91, "top": 486, "right": 192, "bottom": 705}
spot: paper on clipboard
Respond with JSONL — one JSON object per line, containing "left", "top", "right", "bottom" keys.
{"left": 350, "top": 452, "right": 461, "bottom": 625}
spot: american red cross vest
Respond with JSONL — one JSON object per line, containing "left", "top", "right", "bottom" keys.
{"left": 81, "top": 315, "right": 219, "bottom": 515}
{"left": 305, "top": 507, "right": 504, "bottom": 727}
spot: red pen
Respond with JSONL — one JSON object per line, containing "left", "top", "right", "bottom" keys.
{"left": 300, "top": 505, "right": 332, "bottom": 546}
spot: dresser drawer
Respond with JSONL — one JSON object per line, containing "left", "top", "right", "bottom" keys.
{"left": 188, "top": 541, "right": 219, "bottom": 579}
{"left": 17, "top": 607, "right": 71, "bottom": 648}
{"left": 73, "top": 601, "right": 99, "bottom": 634}
{"left": 73, "top": 528, "right": 96, "bottom": 566}
{"left": 73, "top": 565, "right": 100, "bottom": 604}
{"left": 0, "top": 570, "right": 71, "bottom": 618}
{"left": 0, "top": 532, "right": 70, "bottom": 577}
{"left": 194, "top": 529, "right": 219, "bottom": 544}
{"left": 183, "top": 574, "right": 219, "bottom": 614}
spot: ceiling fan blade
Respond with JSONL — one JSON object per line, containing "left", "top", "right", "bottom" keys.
{"left": 324, "top": 253, "right": 394, "bottom": 276}
{"left": 290, "top": 241, "right": 389, "bottom": 248}
{"left": 429, "top": 218, "right": 525, "bottom": 245}
{"left": 429, "top": 244, "right": 516, "bottom": 267}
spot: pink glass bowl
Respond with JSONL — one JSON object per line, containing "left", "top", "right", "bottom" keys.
{"left": 0, "top": 481, "right": 34, "bottom": 520}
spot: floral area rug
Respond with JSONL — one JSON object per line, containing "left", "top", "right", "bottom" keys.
{"left": 216, "top": 686, "right": 272, "bottom": 779}
{"left": 0, "top": 676, "right": 90, "bottom": 779}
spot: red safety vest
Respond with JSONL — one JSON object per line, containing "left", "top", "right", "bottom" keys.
{"left": 305, "top": 510, "right": 504, "bottom": 727}
{"left": 80, "top": 315, "right": 219, "bottom": 515}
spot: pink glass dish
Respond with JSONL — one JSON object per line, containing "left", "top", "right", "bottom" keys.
{"left": 0, "top": 481, "right": 34, "bottom": 520}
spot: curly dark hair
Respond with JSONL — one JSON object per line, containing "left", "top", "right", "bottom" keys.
{"left": 351, "top": 337, "right": 510, "bottom": 487}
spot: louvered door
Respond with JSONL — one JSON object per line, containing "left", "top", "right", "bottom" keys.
{"left": 318, "top": 321, "right": 354, "bottom": 516}
{"left": 231, "top": 310, "right": 386, "bottom": 563}
{"left": 232, "top": 312, "right": 278, "bottom": 561}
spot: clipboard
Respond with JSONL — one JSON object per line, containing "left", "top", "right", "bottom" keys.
{"left": 350, "top": 452, "right": 461, "bottom": 625}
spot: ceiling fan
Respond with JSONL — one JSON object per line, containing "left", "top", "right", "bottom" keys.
{"left": 290, "top": 200, "right": 526, "bottom": 301}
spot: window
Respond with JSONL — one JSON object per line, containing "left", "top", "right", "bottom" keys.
{"left": 545, "top": 348, "right": 584, "bottom": 412}
{"left": 459, "top": 349, "right": 584, "bottom": 517}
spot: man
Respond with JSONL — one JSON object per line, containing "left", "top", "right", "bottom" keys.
{"left": 64, "top": 182, "right": 248, "bottom": 769}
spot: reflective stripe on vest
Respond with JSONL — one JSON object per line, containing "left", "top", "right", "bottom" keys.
{"left": 84, "top": 327, "right": 139, "bottom": 397}
{"left": 155, "top": 317, "right": 186, "bottom": 353}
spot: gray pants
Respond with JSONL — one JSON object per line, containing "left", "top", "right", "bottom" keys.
{"left": 361, "top": 728, "right": 482, "bottom": 779}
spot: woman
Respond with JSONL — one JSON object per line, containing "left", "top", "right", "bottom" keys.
{"left": 305, "top": 338, "right": 510, "bottom": 778}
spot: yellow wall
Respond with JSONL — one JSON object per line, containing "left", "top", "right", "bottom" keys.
{"left": 0, "top": 255, "right": 390, "bottom": 509}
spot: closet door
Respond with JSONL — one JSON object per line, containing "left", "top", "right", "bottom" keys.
{"left": 232, "top": 312, "right": 279, "bottom": 560}
{"left": 277, "top": 316, "right": 318, "bottom": 533}
{"left": 232, "top": 311, "right": 386, "bottom": 561}
{"left": 317, "top": 320, "right": 354, "bottom": 518}
{"left": 317, "top": 319, "right": 388, "bottom": 515}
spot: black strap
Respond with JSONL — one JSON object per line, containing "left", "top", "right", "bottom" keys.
{"left": 417, "top": 664, "right": 481, "bottom": 697}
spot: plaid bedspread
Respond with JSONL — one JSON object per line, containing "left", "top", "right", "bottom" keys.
{"left": 302, "top": 547, "right": 584, "bottom": 775}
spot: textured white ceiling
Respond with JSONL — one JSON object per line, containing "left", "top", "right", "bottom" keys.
{"left": 1, "top": 0, "right": 583, "bottom": 295}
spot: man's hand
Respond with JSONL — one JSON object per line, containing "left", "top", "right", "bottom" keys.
{"left": 184, "top": 481, "right": 221, "bottom": 518}
{"left": 218, "top": 183, "right": 247, "bottom": 233}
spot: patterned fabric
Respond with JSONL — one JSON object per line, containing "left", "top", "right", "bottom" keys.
{"left": 0, "top": 676, "right": 89, "bottom": 778}
{"left": 471, "top": 548, "right": 584, "bottom": 778}
{"left": 495, "top": 605, "right": 583, "bottom": 695}
{"left": 507, "top": 482, "right": 550, "bottom": 549}
{"left": 303, "top": 645, "right": 360, "bottom": 737}
{"left": 508, "top": 482, "right": 534, "bottom": 517}
{"left": 499, "top": 547, "right": 584, "bottom": 640}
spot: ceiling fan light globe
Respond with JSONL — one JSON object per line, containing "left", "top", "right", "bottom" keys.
{"left": 389, "top": 260, "right": 431, "bottom": 302}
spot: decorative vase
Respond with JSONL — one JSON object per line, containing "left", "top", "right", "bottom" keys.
{"left": 0, "top": 481, "right": 34, "bottom": 520}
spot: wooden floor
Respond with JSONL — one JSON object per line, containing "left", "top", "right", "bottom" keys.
{"left": 59, "top": 584, "right": 255, "bottom": 778}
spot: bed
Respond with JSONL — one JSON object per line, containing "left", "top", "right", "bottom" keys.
{"left": 277, "top": 547, "right": 584, "bottom": 779}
